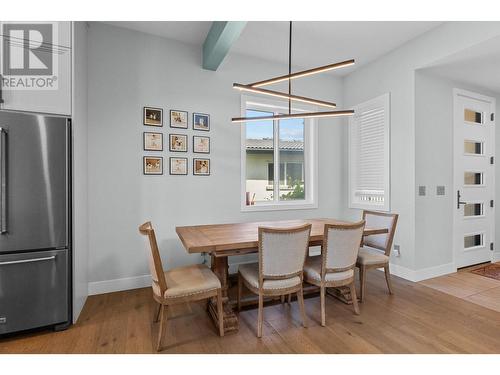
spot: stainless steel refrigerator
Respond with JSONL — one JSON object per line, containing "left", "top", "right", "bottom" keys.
{"left": 0, "top": 110, "right": 71, "bottom": 335}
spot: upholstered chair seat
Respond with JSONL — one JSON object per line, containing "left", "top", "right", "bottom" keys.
{"left": 237, "top": 224, "right": 312, "bottom": 338}
{"left": 303, "top": 256, "right": 354, "bottom": 283}
{"left": 139, "top": 222, "right": 224, "bottom": 351}
{"left": 238, "top": 263, "right": 302, "bottom": 291}
{"left": 357, "top": 246, "right": 389, "bottom": 266}
{"left": 156, "top": 264, "right": 221, "bottom": 299}
{"left": 356, "top": 211, "right": 399, "bottom": 302}
{"left": 303, "top": 221, "right": 365, "bottom": 326}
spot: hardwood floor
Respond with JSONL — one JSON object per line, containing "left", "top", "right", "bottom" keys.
{"left": 1, "top": 270, "right": 500, "bottom": 354}
{"left": 420, "top": 263, "right": 500, "bottom": 312}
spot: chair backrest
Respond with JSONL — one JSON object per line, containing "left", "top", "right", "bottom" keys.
{"left": 139, "top": 221, "right": 167, "bottom": 296}
{"left": 258, "top": 224, "right": 312, "bottom": 282}
{"left": 323, "top": 221, "right": 365, "bottom": 273}
{"left": 362, "top": 210, "right": 399, "bottom": 256}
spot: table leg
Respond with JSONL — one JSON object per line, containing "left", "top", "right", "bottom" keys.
{"left": 207, "top": 254, "right": 239, "bottom": 334}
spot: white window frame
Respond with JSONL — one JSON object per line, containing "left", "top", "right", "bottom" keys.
{"left": 240, "top": 95, "right": 318, "bottom": 212}
{"left": 348, "top": 93, "right": 391, "bottom": 211}
{"left": 267, "top": 161, "right": 304, "bottom": 187}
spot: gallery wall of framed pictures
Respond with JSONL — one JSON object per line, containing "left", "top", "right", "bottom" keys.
{"left": 142, "top": 106, "right": 211, "bottom": 176}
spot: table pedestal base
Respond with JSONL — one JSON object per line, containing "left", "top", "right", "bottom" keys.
{"left": 327, "top": 286, "right": 354, "bottom": 304}
{"left": 210, "top": 254, "right": 239, "bottom": 334}
{"left": 207, "top": 297, "right": 239, "bottom": 334}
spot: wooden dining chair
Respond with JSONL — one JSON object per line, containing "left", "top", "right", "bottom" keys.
{"left": 356, "top": 211, "right": 399, "bottom": 302}
{"left": 237, "top": 224, "right": 312, "bottom": 338}
{"left": 303, "top": 221, "right": 365, "bottom": 326}
{"left": 138, "top": 221, "right": 224, "bottom": 351}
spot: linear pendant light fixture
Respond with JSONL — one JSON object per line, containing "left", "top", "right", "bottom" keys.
{"left": 232, "top": 21, "right": 355, "bottom": 123}
{"left": 233, "top": 83, "right": 337, "bottom": 109}
{"left": 232, "top": 110, "right": 354, "bottom": 123}
{"left": 248, "top": 59, "right": 355, "bottom": 88}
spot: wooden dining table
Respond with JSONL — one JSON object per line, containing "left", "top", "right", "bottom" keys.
{"left": 176, "top": 218, "right": 388, "bottom": 334}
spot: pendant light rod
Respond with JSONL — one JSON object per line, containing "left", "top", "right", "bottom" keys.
{"left": 233, "top": 83, "right": 337, "bottom": 108}
{"left": 288, "top": 21, "right": 292, "bottom": 115}
{"left": 232, "top": 110, "right": 354, "bottom": 123}
{"left": 248, "top": 58, "right": 355, "bottom": 88}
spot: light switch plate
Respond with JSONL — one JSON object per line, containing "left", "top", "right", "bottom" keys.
{"left": 393, "top": 245, "right": 401, "bottom": 257}
{"left": 418, "top": 186, "right": 426, "bottom": 196}
{"left": 437, "top": 186, "right": 445, "bottom": 196}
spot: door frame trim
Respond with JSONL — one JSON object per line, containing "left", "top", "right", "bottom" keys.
{"left": 452, "top": 88, "right": 496, "bottom": 270}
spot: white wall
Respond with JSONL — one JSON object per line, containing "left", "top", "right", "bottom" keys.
{"left": 86, "top": 22, "right": 346, "bottom": 293}
{"left": 72, "top": 21, "right": 89, "bottom": 321}
{"left": 415, "top": 71, "right": 500, "bottom": 270}
{"left": 342, "top": 22, "right": 500, "bottom": 279}
{"left": 85, "top": 21, "right": 500, "bottom": 294}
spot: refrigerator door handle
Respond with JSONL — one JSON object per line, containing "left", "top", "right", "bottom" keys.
{"left": 0, "top": 255, "right": 56, "bottom": 266}
{"left": 0, "top": 127, "right": 6, "bottom": 234}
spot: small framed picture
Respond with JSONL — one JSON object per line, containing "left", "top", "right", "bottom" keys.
{"left": 143, "top": 156, "right": 163, "bottom": 175}
{"left": 193, "top": 136, "right": 210, "bottom": 154}
{"left": 193, "top": 113, "right": 210, "bottom": 131}
{"left": 143, "top": 107, "right": 163, "bottom": 127}
{"left": 169, "top": 157, "right": 188, "bottom": 175}
{"left": 143, "top": 132, "right": 163, "bottom": 151}
{"left": 169, "top": 134, "right": 188, "bottom": 152}
{"left": 193, "top": 158, "right": 210, "bottom": 176}
{"left": 170, "top": 110, "right": 188, "bottom": 129}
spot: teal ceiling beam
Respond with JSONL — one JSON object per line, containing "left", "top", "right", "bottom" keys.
{"left": 203, "top": 21, "right": 247, "bottom": 71}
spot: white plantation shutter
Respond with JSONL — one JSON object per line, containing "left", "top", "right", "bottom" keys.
{"left": 349, "top": 93, "right": 390, "bottom": 211}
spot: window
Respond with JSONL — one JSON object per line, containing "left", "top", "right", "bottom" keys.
{"left": 241, "top": 97, "right": 317, "bottom": 211}
{"left": 464, "top": 109, "right": 483, "bottom": 125}
{"left": 348, "top": 93, "right": 390, "bottom": 211}
{"left": 464, "top": 233, "right": 484, "bottom": 249}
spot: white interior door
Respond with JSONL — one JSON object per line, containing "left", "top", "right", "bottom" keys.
{"left": 453, "top": 89, "right": 495, "bottom": 268}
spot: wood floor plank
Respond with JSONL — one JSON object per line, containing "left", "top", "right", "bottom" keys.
{"left": 465, "top": 287, "right": 500, "bottom": 313}
{"left": 1, "top": 272, "right": 499, "bottom": 354}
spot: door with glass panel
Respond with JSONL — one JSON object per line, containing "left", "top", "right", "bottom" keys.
{"left": 453, "top": 89, "right": 495, "bottom": 268}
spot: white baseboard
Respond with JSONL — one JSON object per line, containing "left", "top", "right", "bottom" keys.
{"left": 387, "top": 263, "right": 416, "bottom": 281}
{"left": 413, "top": 262, "right": 456, "bottom": 282}
{"left": 492, "top": 252, "right": 500, "bottom": 263}
{"left": 88, "top": 259, "right": 460, "bottom": 296}
{"left": 88, "top": 274, "right": 151, "bottom": 296}
{"left": 389, "top": 262, "right": 455, "bottom": 282}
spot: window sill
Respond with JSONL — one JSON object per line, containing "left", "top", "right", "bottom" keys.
{"left": 349, "top": 201, "right": 389, "bottom": 212}
{"left": 241, "top": 201, "right": 318, "bottom": 212}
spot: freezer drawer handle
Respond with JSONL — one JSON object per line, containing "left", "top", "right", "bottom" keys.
{"left": 0, "top": 128, "right": 7, "bottom": 234}
{"left": 0, "top": 127, "right": 6, "bottom": 234}
{"left": 0, "top": 255, "right": 56, "bottom": 266}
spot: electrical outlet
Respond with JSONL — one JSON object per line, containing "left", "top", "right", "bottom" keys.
{"left": 436, "top": 186, "right": 445, "bottom": 196}
{"left": 418, "top": 186, "right": 426, "bottom": 196}
{"left": 393, "top": 244, "right": 401, "bottom": 257}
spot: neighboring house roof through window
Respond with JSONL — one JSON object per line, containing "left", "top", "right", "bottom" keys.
{"left": 246, "top": 138, "right": 304, "bottom": 151}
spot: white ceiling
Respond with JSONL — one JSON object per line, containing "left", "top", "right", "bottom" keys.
{"left": 104, "top": 21, "right": 442, "bottom": 75}
{"left": 420, "top": 35, "right": 500, "bottom": 94}
{"left": 104, "top": 21, "right": 212, "bottom": 46}
{"left": 231, "top": 22, "right": 442, "bottom": 75}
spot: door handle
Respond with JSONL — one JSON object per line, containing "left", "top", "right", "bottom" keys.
{"left": 0, "top": 255, "right": 56, "bottom": 266}
{"left": 0, "top": 127, "right": 6, "bottom": 233}
{"left": 457, "top": 190, "right": 467, "bottom": 209}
